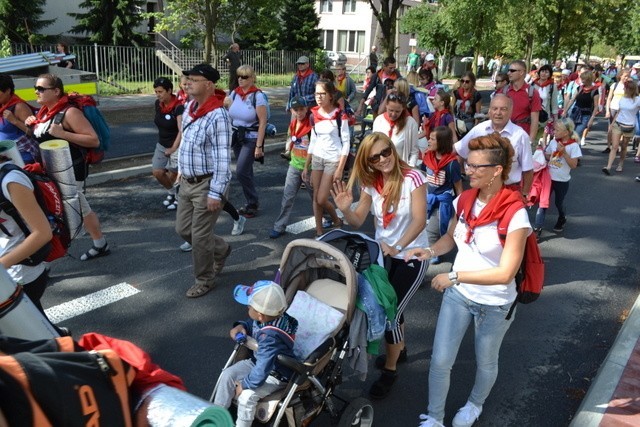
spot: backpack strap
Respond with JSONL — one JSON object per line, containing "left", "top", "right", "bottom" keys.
{"left": 0, "top": 164, "right": 32, "bottom": 238}
{"left": 496, "top": 200, "right": 525, "bottom": 246}
{"left": 310, "top": 111, "right": 342, "bottom": 140}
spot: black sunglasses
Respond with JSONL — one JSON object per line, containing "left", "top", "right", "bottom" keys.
{"left": 368, "top": 146, "right": 393, "bottom": 164}
{"left": 495, "top": 80, "right": 505, "bottom": 84}
{"left": 34, "top": 86, "right": 54, "bottom": 93}
{"left": 460, "top": 79, "right": 471, "bottom": 83}
{"left": 507, "top": 68, "right": 522, "bottom": 73}
{"left": 238, "top": 75, "right": 251, "bottom": 79}
{"left": 387, "top": 93, "right": 406, "bottom": 104}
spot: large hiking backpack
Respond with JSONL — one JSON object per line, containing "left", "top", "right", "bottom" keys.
{"left": 65, "top": 93, "right": 111, "bottom": 164}
{"left": 0, "top": 335, "right": 135, "bottom": 427}
{"left": 457, "top": 189, "right": 544, "bottom": 320}
{"left": 0, "top": 163, "right": 72, "bottom": 264}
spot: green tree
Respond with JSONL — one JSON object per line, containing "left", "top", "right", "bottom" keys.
{"left": 367, "top": 0, "right": 403, "bottom": 58}
{"left": 69, "top": 0, "right": 149, "bottom": 46}
{"left": 279, "top": 0, "right": 320, "bottom": 51}
{"left": 0, "top": 0, "right": 53, "bottom": 44}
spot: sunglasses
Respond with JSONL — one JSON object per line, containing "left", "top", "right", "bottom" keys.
{"left": 34, "top": 86, "right": 54, "bottom": 93}
{"left": 495, "top": 80, "right": 505, "bottom": 84}
{"left": 460, "top": 79, "right": 471, "bottom": 83}
{"left": 507, "top": 69, "right": 522, "bottom": 73}
{"left": 387, "top": 93, "right": 406, "bottom": 104}
{"left": 368, "top": 146, "right": 393, "bottom": 164}
{"left": 238, "top": 75, "right": 251, "bottom": 79}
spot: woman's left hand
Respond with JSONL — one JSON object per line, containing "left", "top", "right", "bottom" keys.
{"left": 431, "top": 273, "right": 454, "bottom": 293}
{"left": 380, "top": 242, "right": 400, "bottom": 257}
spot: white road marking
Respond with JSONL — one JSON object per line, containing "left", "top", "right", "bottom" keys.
{"left": 45, "top": 282, "right": 140, "bottom": 323}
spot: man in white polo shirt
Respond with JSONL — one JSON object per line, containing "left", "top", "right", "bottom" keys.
{"left": 454, "top": 94, "right": 534, "bottom": 200}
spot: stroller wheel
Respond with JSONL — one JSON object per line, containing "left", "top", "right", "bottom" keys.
{"left": 338, "top": 397, "right": 374, "bottom": 427}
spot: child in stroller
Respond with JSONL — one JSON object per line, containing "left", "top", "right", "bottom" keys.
{"left": 211, "top": 239, "right": 374, "bottom": 426}
{"left": 213, "top": 280, "right": 298, "bottom": 427}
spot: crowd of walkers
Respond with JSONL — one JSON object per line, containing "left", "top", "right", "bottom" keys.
{"left": 1, "top": 44, "right": 639, "bottom": 427}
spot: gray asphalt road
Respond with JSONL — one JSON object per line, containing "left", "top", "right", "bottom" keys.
{"left": 40, "top": 114, "right": 640, "bottom": 426}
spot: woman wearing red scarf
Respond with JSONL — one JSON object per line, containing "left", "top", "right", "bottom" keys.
{"left": 332, "top": 132, "right": 428, "bottom": 400}
{"left": 228, "top": 65, "right": 268, "bottom": 219}
{"left": 152, "top": 77, "right": 184, "bottom": 210}
{"left": 372, "top": 93, "right": 420, "bottom": 166}
{"left": 453, "top": 71, "right": 482, "bottom": 136}
{"left": 406, "top": 134, "right": 531, "bottom": 427}
{"left": 25, "top": 73, "right": 109, "bottom": 262}
{"left": 562, "top": 70, "right": 600, "bottom": 146}
{"left": 422, "top": 126, "right": 463, "bottom": 264}
{"left": 532, "top": 64, "right": 559, "bottom": 145}
{"left": 0, "top": 74, "right": 39, "bottom": 163}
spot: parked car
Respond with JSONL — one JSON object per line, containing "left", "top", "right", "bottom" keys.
{"left": 325, "top": 51, "right": 347, "bottom": 67}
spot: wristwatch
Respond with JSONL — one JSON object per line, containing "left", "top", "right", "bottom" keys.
{"left": 448, "top": 271, "right": 460, "bottom": 285}
{"left": 394, "top": 244, "right": 403, "bottom": 252}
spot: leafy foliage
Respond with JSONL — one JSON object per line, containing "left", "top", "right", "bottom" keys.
{"left": 279, "top": 0, "right": 320, "bottom": 51}
{"left": 0, "top": 0, "right": 53, "bottom": 43}
{"left": 69, "top": 0, "right": 149, "bottom": 46}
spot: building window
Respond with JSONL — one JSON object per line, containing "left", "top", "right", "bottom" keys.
{"left": 320, "top": 0, "right": 333, "bottom": 13}
{"left": 320, "top": 30, "right": 334, "bottom": 51}
{"left": 337, "top": 30, "right": 365, "bottom": 53}
{"left": 342, "top": 0, "right": 356, "bottom": 13}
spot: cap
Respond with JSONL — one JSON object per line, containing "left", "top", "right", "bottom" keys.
{"left": 183, "top": 63, "right": 220, "bottom": 83}
{"left": 633, "top": 63, "right": 640, "bottom": 69}
{"left": 561, "top": 69, "right": 571, "bottom": 76}
{"left": 425, "top": 53, "right": 435, "bottom": 61}
{"left": 296, "top": 56, "right": 310, "bottom": 64}
{"left": 233, "top": 280, "right": 287, "bottom": 316}
{"left": 289, "top": 96, "right": 307, "bottom": 109}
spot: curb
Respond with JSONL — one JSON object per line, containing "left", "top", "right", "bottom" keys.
{"left": 570, "top": 294, "right": 640, "bottom": 426}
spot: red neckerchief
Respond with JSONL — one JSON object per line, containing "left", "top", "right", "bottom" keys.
{"left": 557, "top": 82, "right": 566, "bottom": 91}
{"left": 535, "top": 78, "right": 553, "bottom": 88}
{"left": 233, "top": 85, "right": 260, "bottom": 100}
{"left": 383, "top": 111, "right": 401, "bottom": 137}
{"left": 188, "top": 89, "right": 226, "bottom": 121}
{"left": 373, "top": 167, "right": 412, "bottom": 228}
{"left": 177, "top": 89, "right": 188, "bottom": 105}
{"left": 159, "top": 94, "right": 181, "bottom": 114}
{"left": 552, "top": 138, "right": 576, "bottom": 158}
{"left": 33, "top": 95, "right": 70, "bottom": 125}
{"left": 457, "top": 87, "right": 473, "bottom": 106}
{"left": 423, "top": 151, "right": 458, "bottom": 175}
{"left": 289, "top": 114, "right": 312, "bottom": 140}
{"left": 297, "top": 68, "right": 313, "bottom": 83}
{"left": 582, "top": 85, "right": 597, "bottom": 93}
{"left": 432, "top": 109, "right": 448, "bottom": 127}
{"left": 0, "top": 94, "right": 27, "bottom": 116}
{"left": 311, "top": 106, "right": 341, "bottom": 124}
{"left": 462, "top": 187, "right": 524, "bottom": 244}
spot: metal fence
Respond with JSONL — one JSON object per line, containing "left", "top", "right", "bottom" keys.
{"left": 11, "top": 43, "right": 317, "bottom": 93}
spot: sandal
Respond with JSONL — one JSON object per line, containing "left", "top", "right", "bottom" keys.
{"left": 331, "top": 219, "right": 344, "bottom": 229}
{"left": 616, "top": 165, "right": 623, "bottom": 172}
{"left": 602, "top": 167, "right": 611, "bottom": 176}
{"left": 186, "top": 283, "right": 214, "bottom": 298}
{"left": 80, "top": 243, "right": 110, "bottom": 261}
{"left": 369, "top": 369, "right": 397, "bottom": 399}
{"left": 634, "top": 156, "right": 640, "bottom": 164}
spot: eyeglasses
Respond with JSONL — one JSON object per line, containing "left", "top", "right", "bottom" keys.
{"left": 387, "top": 93, "right": 406, "bottom": 104}
{"left": 460, "top": 79, "right": 471, "bottom": 83}
{"left": 315, "top": 92, "right": 327, "bottom": 97}
{"left": 368, "top": 146, "right": 393, "bottom": 164}
{"left": 495, "top": 80, "right": 505, "bottom": 84}
{"left": 507, "top": 69, "right": 522, "bottom": 73}
{"left": 238, "top": 75, "right": 251, "bottom": 79}
{"left": 464, "top": 162, "right": 499, "bottom": 172}
{"left": 187, "top": 77, "right": 208, "bottom": 83}
{"left": 34, "top": 86, "right": 54, "bottom": 93}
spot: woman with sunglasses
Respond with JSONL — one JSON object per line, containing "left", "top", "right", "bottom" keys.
{"left": 25, "top": 73, "right": 109, "bottom": 261}
{"left": 372, "top": 92, "right": 420, "bottom": 166}
{"left": 406, "top": 133, "right": 530, "bottom": 427}
{"left": 603, "top": 79, "right": 640, "bottom": 174}
{"left": 453, "top": 71, "right": 482, "bottom": 135}
{"left": 331, "top": 132, "right": 428, "bottom": 400}
{"left": 304, "top": 79, "right": 349, "bottom": 236}
{"left": 228, "top": 65, "right": 267, "bottom": 218}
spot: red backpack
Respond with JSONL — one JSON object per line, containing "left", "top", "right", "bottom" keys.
{"left": 457, "top": 189, "right": 544, "bottom": 320}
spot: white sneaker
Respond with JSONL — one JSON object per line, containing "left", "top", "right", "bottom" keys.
{"left": 231, "top": 216, "right": 246, "bottom": 236}
{"left": 163, "top": 194, "right": 176, "bottom": 206}
{"left": 179, "top": 242, "right": 192, "bottom": 252}
{"left": 418, "top": 414, "right": 444, "bottom": 427}
{"left": 580, "top": 137, "right": 586, "bottom": 146}
{"left": 166, "top": 200, "right": 178, "bottom": 210}
{"left": 452, "top": 401, "right": 482, "bottom": 427}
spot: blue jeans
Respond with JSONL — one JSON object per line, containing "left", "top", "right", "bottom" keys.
{"left": 534, "top": 180, "right": 569, "bottom": 228}
{"left": 574, "top": 113, "right": 591, "bottom": 136}
{"left": 232, "top": 136, "right": 259, "bottom": 207}
{"left": 427, "top": 287, "right": 515, "bottom": 422}
{"left": 272, "top": 165, "right": 313, "bottom": 233}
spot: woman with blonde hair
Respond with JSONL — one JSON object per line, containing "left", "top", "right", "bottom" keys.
{"left": 603, "top": 79, "right": 640, "bottom": 174}
{"left": 563, "top": 70, "right": 599, "bottom": 146}
{"left": 331, "top": 132, "right": 427, "bottom": 399}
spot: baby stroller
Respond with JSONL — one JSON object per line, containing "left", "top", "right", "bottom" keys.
{"left": 211, "top": 238, "right": 374, "bottom": 426}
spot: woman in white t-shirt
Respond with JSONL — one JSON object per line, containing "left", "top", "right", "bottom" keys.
{"left": 331, "top": 132, "right": 428, "bottom": 400}
{"left": 405, "top": 133, "right": 531, "bottom": 427}
{"left": 372, "top": 93, "right": 420, "bottom": 166}
{"left": 533, "top": 118, "right": 582, "bottom": 239}
{"left": 604, "top": 68, "right": 631, "bottom": 153}
{"left": 603, "top": 80, "right": 640, "bottom": 174}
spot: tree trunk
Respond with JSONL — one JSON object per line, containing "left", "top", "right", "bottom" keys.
{"left": 551, "top": 3, "right": 564, "bottom": 62}
{"left": 525, "top": 34, "right": 534, "bottom": 69}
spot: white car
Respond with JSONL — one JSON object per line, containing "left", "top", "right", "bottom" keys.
{"left": 325, "top": 51, "right": 347, "bottom": 67}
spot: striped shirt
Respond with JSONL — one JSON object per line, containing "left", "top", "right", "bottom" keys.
{"left": 178, "top": 100, "right": 232, "bottom": 200}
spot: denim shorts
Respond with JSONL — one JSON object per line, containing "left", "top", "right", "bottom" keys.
{"left": 311, "top": 156, "right": 339, "bottom": 175}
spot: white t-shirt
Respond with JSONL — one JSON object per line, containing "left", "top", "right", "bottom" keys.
{"left": 545, "top": 140, "right": 582, "bottom": 182}
{"left": 372, "top": 115, "right": 420, "bottom": 167}
{"left": 363, "top": 169, "right": 428, "bottom": 259}
{"left": 455, "top": 121, "right": 533, "bottom": 186}
{"left": 0, "top": 166, "right": 46, "bottom": 285}
{"left": 228, "top": 90, "right": 268, "bottom": 139}
{"left": 609, "top": 82, "right": 626, "bottom": 111}
{"left": 451, "top": 195, "right": 532, "bottom": 306}
{"left": 615, "top": 96, "right": 640, "bottom": 126}
{"left": 307, "top": 108, "right": 350, "bottom": 162}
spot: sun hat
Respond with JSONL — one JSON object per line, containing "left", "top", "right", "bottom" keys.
{"left": 233, "top": 280, "right": 287, "bottom": 316}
